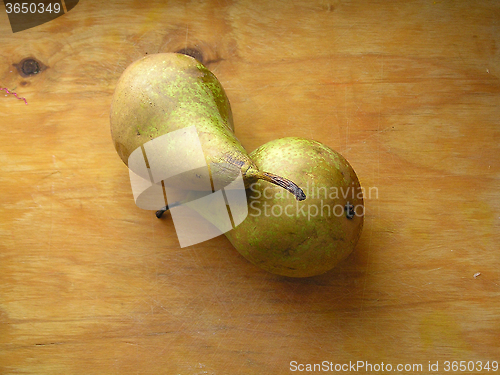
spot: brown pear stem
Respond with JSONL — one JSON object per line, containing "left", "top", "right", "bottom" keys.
{"left": 155, "top": 200, "right": 183, "bottom": 218}
{"left": 156, "top": 207, "right": 168, "bottom": 218}
{"left": 156, "top": 171, "right": 306, "bottom": 219}
{"left": 258, "top": 172, "right": 306, "bottom": 201}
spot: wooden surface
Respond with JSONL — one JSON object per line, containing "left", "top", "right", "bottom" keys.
{"left": 1, "top": 1, "right": 499, "bottom": 374}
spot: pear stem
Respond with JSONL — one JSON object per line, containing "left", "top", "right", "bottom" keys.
{"left": 258, "top": 172, "right": 306, "bottom": 201}
{"left": 156, "top": 207, "right": 168, "bottom": 218}
{"left": 155, "top": 171, "right": 306, "bottom": 219}
{"left": 155, "top": 200, "right": 183, "bottom": 218}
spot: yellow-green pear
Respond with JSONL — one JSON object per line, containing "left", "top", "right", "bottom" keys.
{"left": 225, "top": 137, "right": 364, "bottom": 278}
{"left": 110, "top": 53, "right": 305, "bottom": 202}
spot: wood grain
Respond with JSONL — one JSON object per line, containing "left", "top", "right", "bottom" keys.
{"left": 1, "top": 0, "right": 499, "bottom": 373}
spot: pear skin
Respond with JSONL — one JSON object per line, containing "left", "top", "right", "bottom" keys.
{"left": 110, "top": 53, "right": 305, "bottom": 200}
{"left": 224, "top": 137, "right": 364, "bottom": 278}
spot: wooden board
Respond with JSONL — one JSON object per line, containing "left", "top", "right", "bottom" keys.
{"left": 1, "top": 0, "right": 499, "bottom": 373}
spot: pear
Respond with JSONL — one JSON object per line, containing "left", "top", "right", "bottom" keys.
{"left": 110, "top": 53, "right": 305, "bottom": 205}
{"left": 224, "top": 137, "right": 364, "bottom": 278}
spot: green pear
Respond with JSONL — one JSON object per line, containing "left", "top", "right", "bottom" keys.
{"left": 110, "top": 53, "right": 305, "bottom": 202}
{"left": 224, "top": 137, "right": 364, "bottom": 278}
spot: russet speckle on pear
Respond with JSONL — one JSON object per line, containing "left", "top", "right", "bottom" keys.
{"left": 225, "top": 137, "right": 364, "bottom": 278}
{"left": 110, "top": 53, "right": 305, "bottom": 200}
